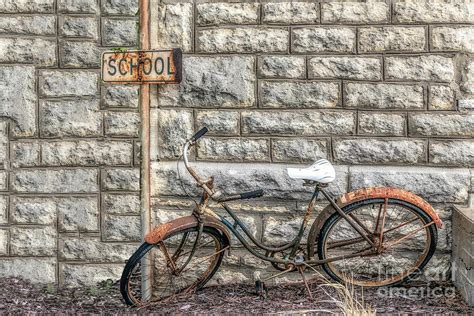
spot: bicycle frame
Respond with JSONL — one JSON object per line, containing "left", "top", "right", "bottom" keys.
{"left": 182, "top": 140, "right": 377, "bottom": 268}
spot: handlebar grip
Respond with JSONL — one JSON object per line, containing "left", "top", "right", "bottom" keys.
{"left": 191, "top": 127, "right": 208, "bottom": 142}
{"left": 240, "top": 189, "right": 264, "bottom": 200}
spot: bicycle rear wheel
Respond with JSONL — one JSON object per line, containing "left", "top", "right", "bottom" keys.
{"left": 317, "top": 198, "right": 437, "bottom": 287}
{"left": 120, "top": 226, "right": 226, "bottom": 306}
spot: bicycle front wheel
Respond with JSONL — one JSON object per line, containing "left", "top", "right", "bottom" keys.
{"left": 317, "top": 198, "right": 437, "bottom": 287}
{"left": 120, "top": 226, "right": 226, "bottom": 306}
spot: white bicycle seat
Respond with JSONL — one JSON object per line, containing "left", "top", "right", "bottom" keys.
{"left": 287, "top": 159, "right": 336, "bottom": 184}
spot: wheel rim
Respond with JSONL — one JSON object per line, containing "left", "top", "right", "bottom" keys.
{"left": 127, "top": 228, "right": 224, "bottom": 305}
{"left": 322, "top": 200, "right": 433, "bottom": 287}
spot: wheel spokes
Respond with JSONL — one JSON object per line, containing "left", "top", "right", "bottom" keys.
{"left": 323, "top": 201, "right": 433, "bottom": 286}
{"left": 126, "top": 229, "right": 224, "bottom": 305}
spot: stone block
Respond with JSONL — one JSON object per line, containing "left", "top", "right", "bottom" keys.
{"left": 102, "top": 168, "right": 139, "bottom": 191}
{"left": 57, "top": 0, "right": 99, "bottom": 13}
{"left": 156, "top": 2, "right": 193, "bottom": 52}
{"left": 385, "top": 55, "right": 455, "bottom": 82}
{"left": 101, "top": 0, "right": 138, "bottom": 15}
{"left": 432, "top": 26, "right": 474, "bottom": 53}
{"left": 11, "top": 197, "right": 56, "bottom": 225}
{"left": 156, "top": 109, "right": 193, "bottom": 159}
{"left": 152, "top": 208, "right": 189, "bottom": 226}
{"left": 61, "top": 264, "right": 122, "bottom": 286}
{"left": 104, "top": 112, "right": 140, "bottom": 137}
{"left": 334, "top": 138, "right": 427, "bottom": 164}
{"left": 0, "top": 122, "right": 7, "bottom": 167}
{"left": 344, "top": 83, "right": 424, "bottom": 109}
{"left": 210, "top": 268, "right": 251, "bottom": 285}
{"left": 101, "top": 18, "right": 138, "bottom": 47}
{"left": 0, "top": 0, "right": 54, "bottom": 13}
{"left": 11, "top": 141, "right": 40, "bottom": 168}
{"left": 59, "top": 237, "right": 136, "bottom": 262}
{"left": 453, "top": 206, "right": 473, "bottom": 235}
{"left": 260, "top": 81, "right": 339, "bottom": 108}
{"left": 461, "top": 59, "right": 474, "bottom": 95}
{"left": 358, "top": 112, "right": 406, "bottom": 136}
{"left": 197, "top": 27, "right": 289, "bottom": 53}
{"left": 453, "top": 258, "right": 474, "bottom": 306}
{"left": 258, "top": 56, "right": 306, "bottom": 79}
{"left": 151, "top": 198, "right": 194, "bottom": 212}
{"left": 39, "top": 70, "right": 98, "bottom": 97}
{"left": 197, "top": 137, "right": 270, "bottom": 162}
{"left": 349, "top": 165, "right": 470, "bottom": 203}
{"left": 0, "top": 38, "right": 56, "bottom": 68}
{"left": 58, "top": 196, "right": 99, "bottom": 232}
{"left": 0, "top": 171, "right": 6, "bottom": 191}
{"left": 292, "top": 27, "right": 356, "bottom": 53}
{"left": 60, "top": 40, "right": 101, "bottom": 68}
{"left": 241, "top": 110, "right": 355, "bottom": 136}
{"left": 221, "top": 213, "right": 260, "bottom": 244}
{"left": 103, "top": 193, "right": 140, "bottom": 215}
{"left": 459, "top": 99, "right": 474, "bottom": 110}
{"left": 0, "top": 16, "right": 55, "bottom": 35}
{"left": 0, "top": 228, "right": 7, "bottom": 255}
{"left": 42, "top": 140, "right": 133, "bottom": 166}
{"left": 158, "top": 56, "right": 255, "bottom": 108}
{"left": 102, "top": 215, "right": 141, "bottom": 241}
{"left": 452, "top": 208, "right": 474, "bottom": 305}
{"left": 101, "top": 85, "right": 139, "bottom": 108}
{"left": 40, "top": 99, "right": 102, "bottom": 137}
{"left": 430, "top": 140, "right": 474, "bottom": 166}
{"left": 0, "top": 195, "right": 6, "bottom": 224}
{"left": 0, "top": 258, "right": 56, "bottom": 283}
{"left": 358, "top": 26, "right": 426, "bottom": 53}
{"left": 308, "top": 56, "right": 381, "bottom": 80}
{"left": 151, "top": 161, "right": 348, "bottom": 201}
{"left": 393, "top": 0, "right": 474, "bottom": 23}
{"left": 272, "top": 138, "right": 329, "bottom": 163}
{"left": 195, "top": 111, "right": 240, "bottom": 136}
{"left": 0, "top": 66, "right": 37, "bottom": 137}
{"left": 321, "top": 1, "right": 389, "bottom": 24}
{"left": 263, "top": 215, "right": 312, "bottom": 245}
{"left": 429, "top": 85, "right": 455, "bottom": 110}
{"left": 59, "top": 16, "right": 98, "bottom": 39}
{"left": 10, "top": 226, "right": 56, "bottom": 256}
{"left": 197, "top": 2, "right": 259, "bottom": 25}
{"left": 409, "top": 113, "right": 474, "bottom": 137}
{"left": 12, "top": 169, "right": 99, "bottom": 193}
{"left": 262, "top": 2, "right": 319, "bottom": 24}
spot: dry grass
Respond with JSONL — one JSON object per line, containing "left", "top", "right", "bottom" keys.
{"left": 303, "top": 264, "right": 376, "bottom": 315}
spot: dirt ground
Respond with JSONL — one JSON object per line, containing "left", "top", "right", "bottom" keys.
{"left": 0, "top": 277, "right": 471, "bottom": 315}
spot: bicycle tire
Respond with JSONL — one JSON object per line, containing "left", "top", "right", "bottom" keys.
{"left": 120, "top": 226, "right": 226, "bottom": 306}
{"left": 317, "top": 198, "right": 437, "bottom": 287}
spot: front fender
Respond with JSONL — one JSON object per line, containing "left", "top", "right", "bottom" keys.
{"left": 307, "top": 187, "right": 442, "bottom": 257}
{"left": 144, "top": 215, "right": 231, "bottom": 246}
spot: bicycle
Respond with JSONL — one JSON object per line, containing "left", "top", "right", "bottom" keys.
{"left": 120, "top": 127, "right": 442, "bottom": 306}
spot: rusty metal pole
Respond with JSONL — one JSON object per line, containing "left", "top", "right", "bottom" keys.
{"left": 139, "top": 0, "right": 152, "bottom": 301}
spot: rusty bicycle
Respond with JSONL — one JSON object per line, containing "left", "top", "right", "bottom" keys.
{"left": 120, "top": 127, "right": 442, "bottom": 306}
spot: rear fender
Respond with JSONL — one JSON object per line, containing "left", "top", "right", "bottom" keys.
{"left": 144, "top": 215, "right": 231, "bottom": 247}
{"left": 307, "top": 187, "right": 442, "bottom": 257}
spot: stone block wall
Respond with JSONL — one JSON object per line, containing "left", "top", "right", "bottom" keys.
{"left": 0, "top": 0, "right": 141, "bottom": 286}
{"left": 0, "top": 0, "right": 473, "bottom": 287}
{"left": 149, "top": 0, "right": 473, "bottom": 284}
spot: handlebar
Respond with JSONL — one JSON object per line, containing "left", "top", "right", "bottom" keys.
{"left": 191, "top": 127, "right": 208, "bottom": 143}
{"left": 182, "top": 127, "right": 264, "bottom": 202}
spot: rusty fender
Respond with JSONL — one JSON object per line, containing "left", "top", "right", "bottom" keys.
{"left": 144, "top": 215, "right": 231, "bottom": 246}
{"left": 307, "top": 187, "right": 442, "bottom": 257}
